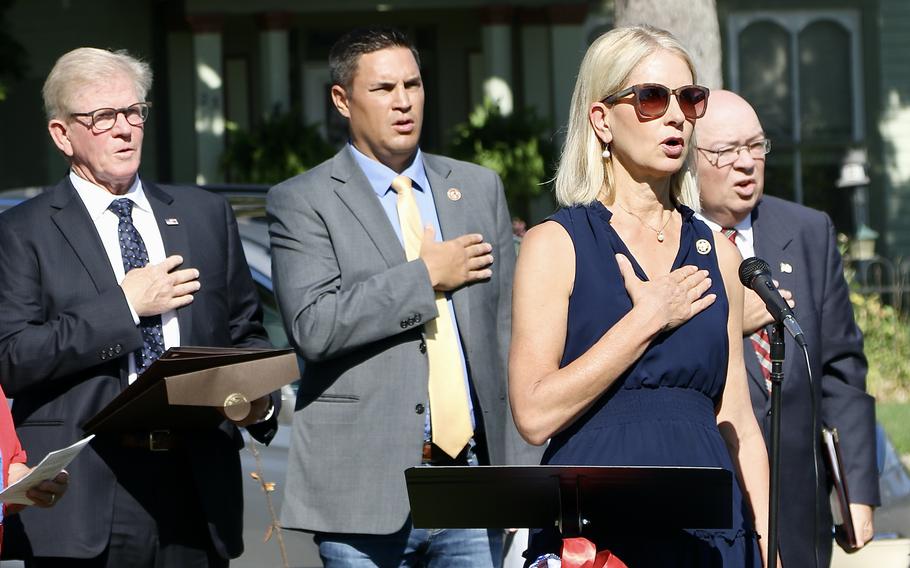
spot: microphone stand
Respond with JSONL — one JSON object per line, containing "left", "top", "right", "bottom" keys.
{"left": 767, "top": 322, "right": 785, "bottom": 568}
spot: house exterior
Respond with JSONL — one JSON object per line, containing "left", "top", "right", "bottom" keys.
{"left": 2, "top": 0, "right": 908, "bottom": 258}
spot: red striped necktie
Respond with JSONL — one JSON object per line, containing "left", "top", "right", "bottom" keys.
{"left": 722, "top": 228, "right": 773, "bottom": 393}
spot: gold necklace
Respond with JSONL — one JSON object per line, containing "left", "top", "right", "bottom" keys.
{"left": 616, "top": 203, "right": 673, "bottom": 242}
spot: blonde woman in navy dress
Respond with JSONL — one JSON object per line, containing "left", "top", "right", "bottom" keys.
{"left": 510, "top": 25, "right": 773, "bottom": 567}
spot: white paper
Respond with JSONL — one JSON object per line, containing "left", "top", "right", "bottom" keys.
{"left": 0, "top": 434, "right": 95, "bottom": 505}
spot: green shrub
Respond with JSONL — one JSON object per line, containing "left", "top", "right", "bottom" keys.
{"left": 448, "top": 100, "right": 556, "bottom": 222}
{"left": 221, "top": 111, "right": 336, "bottom": 184}
{"left": 851, "top": 291, "right": 910, "bottom": 402}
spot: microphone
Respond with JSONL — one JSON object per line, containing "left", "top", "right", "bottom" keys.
{"left": 738, "top": 257, "right": 807, "bottom": 347}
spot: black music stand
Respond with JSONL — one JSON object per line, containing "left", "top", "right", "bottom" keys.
{"left": 406, "top": 465, "right": 732, "bottom": 536}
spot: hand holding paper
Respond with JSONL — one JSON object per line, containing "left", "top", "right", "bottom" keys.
{"left": 0, "top": 434, "right": 92, "bottom": 506}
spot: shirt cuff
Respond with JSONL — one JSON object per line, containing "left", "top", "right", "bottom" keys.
{"left": 124, "top": 296, "right": 140, "bottom": 325}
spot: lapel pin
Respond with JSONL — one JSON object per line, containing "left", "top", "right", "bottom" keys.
{"left": 780, "top": 262, "right": 792, "bottom": 273}
{"left": 165, "top": 218, "right": 179, "bottom": 226}
{"left": 446, "top": 188, "right": 462, "bottom": 202}
{"left": 695, "top": 239, "right": 711, "bottom": 255}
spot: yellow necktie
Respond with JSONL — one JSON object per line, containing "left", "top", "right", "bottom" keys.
{"left": 391, "top": 175, "right": 473, "bottom": 458}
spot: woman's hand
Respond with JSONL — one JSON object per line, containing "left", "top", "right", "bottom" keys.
{"left": 615, "top": 254, "right": 716, "bottom": 331}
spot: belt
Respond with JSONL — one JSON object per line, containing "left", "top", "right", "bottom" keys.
{"left": 117, "top": 430, "right": 181, "bottom": 452}
{"left": 422, "top": 441, "right": 470, "bottom": 466}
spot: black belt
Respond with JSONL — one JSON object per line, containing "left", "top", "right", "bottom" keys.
{"left": 117, "top": 430, "right": 182, "bottom": 451}
{"left": 422, "top": 441, "right": 470, "bottom": 466}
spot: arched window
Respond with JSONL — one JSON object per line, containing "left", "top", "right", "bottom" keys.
{"left": 727, "top": 11, "right": 863, "bottom": 228}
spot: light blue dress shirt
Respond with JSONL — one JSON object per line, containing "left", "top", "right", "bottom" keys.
{"left": 347, "top": 143, "right": 476, "bottom": 438}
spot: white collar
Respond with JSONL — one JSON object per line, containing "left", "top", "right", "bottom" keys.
{"left": 69, "top": 171, "right": 150, "bottom": 221}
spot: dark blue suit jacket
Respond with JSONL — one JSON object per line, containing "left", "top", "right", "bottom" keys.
{"left": 0, "top": 177, "right": 277, "bottom": 559}
{"left": 748, "top": 195, "right": 879, "bottom": 568}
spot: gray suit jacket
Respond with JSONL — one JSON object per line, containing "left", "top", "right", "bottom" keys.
{"left": 747, "top": 195, "right": 879, "bottom": 568}
{"left": 268, "top": 147, "right": 534, "bottom": 534}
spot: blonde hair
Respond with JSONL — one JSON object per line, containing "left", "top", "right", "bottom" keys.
{"left": 554, "top": 25, "right": 701, "bottom": 211}
{"left": 42, "top": 47, "right": 152, "bottom": 121}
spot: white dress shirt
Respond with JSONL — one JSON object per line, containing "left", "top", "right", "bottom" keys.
{"left": 70, "top": 171, "right": 180, "bottom": 382}
{"left": 696, "top": 213, "right": 756, "bottom": 259}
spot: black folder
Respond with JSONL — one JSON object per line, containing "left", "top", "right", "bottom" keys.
{"left": 822, "top": 427, "right": 858, "bottom": 549}
{"left": 83, "top": 346, "right": 298, "bottom": 434}
{"left": 405, "top": 465, "right": 732, "bottom": 534}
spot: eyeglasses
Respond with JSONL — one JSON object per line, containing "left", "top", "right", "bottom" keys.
{"left": 70, "top": 102, "right": 152, "bottom": 132}
{"left": 697, "top": 139, "right": 771, "bottom": 168}
{"left": 602, "top": 83, "right": 710, "bottom": 120}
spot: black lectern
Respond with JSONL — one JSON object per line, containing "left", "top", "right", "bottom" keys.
{"left": 405, "top": 465, "right": 732, "bottom": 535}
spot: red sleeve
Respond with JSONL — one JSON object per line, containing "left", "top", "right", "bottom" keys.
{"left": 0, "top": 384, "right": 26, "bottom": 490}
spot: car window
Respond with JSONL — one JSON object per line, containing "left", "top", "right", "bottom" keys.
{"left": 256, "top": 282, "right": 289, "bottom": 349}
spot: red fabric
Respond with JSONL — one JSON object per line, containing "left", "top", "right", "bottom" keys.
{"left": 561, "top": 537, "right": 628, "bottom": 568}
{"left": 0, "top": 382, "right": 27, "bottom": 549}
{"left": 0, "top": 384, "right": 27, "bottom": 489}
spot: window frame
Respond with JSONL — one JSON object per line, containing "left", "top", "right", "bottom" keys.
{"left": 726, "top": 10, "right": 865, "bottom": 204}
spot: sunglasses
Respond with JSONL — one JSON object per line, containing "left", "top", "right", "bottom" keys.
{"left": 602, "top": 83, "right": 710, "bottom": 120}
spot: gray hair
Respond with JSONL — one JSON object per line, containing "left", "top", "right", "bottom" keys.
{"left": 554, "top": 25, "right": 700, "bottom": 210}
{"left": 42, "top": 47, "right": 152, "bottom": 121}
{"left": 329, "top": 26, "right": 420, "bottom": 89}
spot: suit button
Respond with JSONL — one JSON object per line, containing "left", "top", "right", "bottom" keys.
{"left": 400, "top": 321, "right": 407, "bottom": 329}
{"left": 414, "top": 314, "right": 422, "bottom": 323}
{"left": 114, "top": 344, "right": 122, "bottom": 354}
{"left": 100, "top": 351, "right": 108, "bottom": 360}
{"left": 415, "top": 404, "right": 425, "bottom": 414}
{"left": 418, "top": 341, "right": 427, "bottom": 354}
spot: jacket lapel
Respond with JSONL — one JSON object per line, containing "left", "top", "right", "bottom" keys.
{"left": 331, "top": 149, "right": 406, "bottom": 268}
{"left": 750, "top": 199, "right": 796, "bottom": 402}
{"left": 424, "top": 154, "right": 471, "bottom": 347}
{"left": 50, "top": 178, "right": 119, "bottom": 294}
{"left": 144, "top": 182, "right": 194, "bottom": 343}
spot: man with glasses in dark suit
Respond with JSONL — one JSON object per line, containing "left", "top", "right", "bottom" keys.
{"left": 0, "top": 47, "right": 279, "bottom": 567}
{"left": 695, "top": 89, "right": 880, "bottom": 568}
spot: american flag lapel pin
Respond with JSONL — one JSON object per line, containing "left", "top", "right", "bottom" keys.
{"left": 780, "top": 262, "right": 792, "bottom": 273}
{"left": 165, "top": 218, "right": 179, "bottom": 226}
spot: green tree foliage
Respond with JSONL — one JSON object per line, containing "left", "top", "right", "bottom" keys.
{"left": 221, "top": 111, "right": 336, "bottom": 184}
{"left": 0, "top": 0, "right": 27, "bottom": 102}
{"left": 448, "top": 100, "right": 556, "bottom": 222}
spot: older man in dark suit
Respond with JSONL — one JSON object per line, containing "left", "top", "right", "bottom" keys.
{"left": 695, "top": 89, "right": 880, "bottom": 568}
{"left": 0, "top": 47, "right": 278, "bottom": 567}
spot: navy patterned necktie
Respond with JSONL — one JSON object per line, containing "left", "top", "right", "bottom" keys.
{"left": 109, "top": 198, "right": 165, "bottom": 374}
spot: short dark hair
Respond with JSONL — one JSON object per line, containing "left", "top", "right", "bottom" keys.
{"left": 329, "top": 26, "right": 420, "bottom": 89}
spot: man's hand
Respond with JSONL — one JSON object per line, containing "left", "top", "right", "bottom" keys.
{"left": 742, "top": 280, "right": 794, "bottom": 335}
{"left": 419, "top": 227, "right": 494, "bottom": 291}
{"left": 121, "top": 255, "right": 200, "bottom": 317}
{"left": 5, "top": 466, "right": 69, "bottom": 513}
{"left": 846, "top": 503, "right": 875, "bottom": 551}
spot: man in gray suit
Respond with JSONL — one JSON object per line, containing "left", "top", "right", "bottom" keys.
{"left": 268, "top": 26, "right": 522, "bottom": 567}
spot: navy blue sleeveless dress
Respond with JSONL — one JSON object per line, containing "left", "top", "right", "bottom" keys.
{"left": 525, "top": 202, "right": 761, "bottom": 567}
